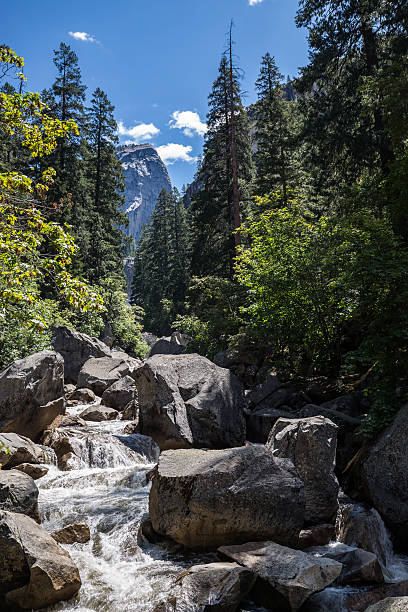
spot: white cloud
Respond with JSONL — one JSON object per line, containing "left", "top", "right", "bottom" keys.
{"left": 169, "top": 110, "right": 207, "bottom": 137}
{"left": 156, "top": 143, "right": 195, "bottom": 165}
{"left": 117, "top": 121, "right": 160, "bottom": 142}
{"left": 68, "top": 31, "right": 97, "bottom": 42}
{"left": 249, "top": 0, "right": 264, "bottom": 5}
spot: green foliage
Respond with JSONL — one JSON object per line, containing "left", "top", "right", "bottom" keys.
{"left": 190, "top": 53, "right": 254, "bottom": 278}
{"left": 235, "top": 193, "right": 408, "bottom": 372}
{"left": 173, "top": 276, "right": 246, "bottom": 359}
{"left": 131, "top": 188, "right": 190, "bottom": 335}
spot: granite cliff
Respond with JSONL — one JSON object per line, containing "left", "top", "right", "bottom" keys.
{"left": 117, "top": 144, "right": 172, "bottom": 244}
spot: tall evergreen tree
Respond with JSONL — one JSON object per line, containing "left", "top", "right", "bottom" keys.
{"left": 190, "top": 51, "right": 253, "bottom": 278}
{"left": 254, "top": 53, "right": 297, "bottom": 202}
{"left": 131, "top": 188, "right": 190, "bottom": 334}
{"left": 84, "top": 87, "right": 127, "bottom": 285}
{"left": 43, "top": 43, "right": 86, "bottom": 205}
{"left": 295, "top": 0, "right": 408, "bottom": 212}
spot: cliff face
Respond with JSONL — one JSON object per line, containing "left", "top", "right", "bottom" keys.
{"left": 117, "top": 144, "right": 172, "bottom": 243}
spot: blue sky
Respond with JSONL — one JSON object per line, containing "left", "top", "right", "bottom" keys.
{"left": 2, "top": 0, "right": 308, "bottom": 190}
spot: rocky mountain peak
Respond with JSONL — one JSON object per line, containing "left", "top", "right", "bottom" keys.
{"left": 117, "top": 143, "right": 172, "bottom": 243}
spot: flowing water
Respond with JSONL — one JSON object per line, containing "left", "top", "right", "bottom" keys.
{"left": 37, "top": 403, "right": 408, "bottom": 612}
{"left": 38, "top": 404, "right": 215, "bottom": 611}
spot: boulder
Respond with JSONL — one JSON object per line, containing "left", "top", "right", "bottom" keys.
{"left": 246, "top": 374, "right": 283, "bottom": 408}
{"left": 361, "top": 404, "right": 408, "bottom": 547}
{"left": 52, "top": 522, "right": 90, "bottom": 544}
{"left": 336, "top": 503, "right": 391, "bottom": 569}
{"left": 298, "top": 524, "right": 335, "bottom": 549}
{"left": 303, "top": 581, "right": 408, "bottom": 612}
{"left": 267, "top": 416, "right": 339, "bottom": 524}
{"left": 0, "top": 510, "right": 81, "bottom": 609}
{"left": 142, "top": 332, "right": 157, "bottom": 348}
{"left": 77, "top": 356, "right": 130, "bottom": 395}
{"left": 0, "top": 470, "right": 40, "bottom": 522}
{"left": 0, "top": 350, "right": 65, "bottom": 441}
{"left": 308, "top": 544, "right": 384, "bottom": 585}
{"left": 14, "top": 464, "right": 49, "bottom": 480}
{"left": 0, "top": 433, "right": 47, "bottom": 468}
{"left": 246, "top": 406, "right": 293, "bottom": 443}
{"left": 218, "top": 541, "right": 342, "bottom": 612}
{"left": 50, "top": 414, "right": 87, "bottom": 429}
{"left": 51, "top": 325, "right": 111, "bottom": 383}
{"left": 66, "top": 387, "right": 96, "bottom": 404}
{"left": 154, "top": 562, "right": 256, "bottom": 612}
{"left": 149, "top": 446, "right": 305, "bottom": 550}
{"left": 101, "top": 375, "right": 136, "bottom": 410}
{"left": 80, "top": 405, "right": 119, "bottom": 422}
{"left": 365, "top": 598, "right": 408, "bottom": 612}
{"left": 134, "top": 353, "right": 246, "bottom": 450}
{"left": 148, "top": 332, "right": 189, "bottom": 358}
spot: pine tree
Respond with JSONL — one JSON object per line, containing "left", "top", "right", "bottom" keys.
{"left": 84, "top": 87, "right": 127, "bottom": 285}
{"left": 190, "top": 51, "right": 253, "bottom": 279}
{"left": 254, "top": 53, "right": 296, "bottom": 202}
{"left": 43, "top": 43, "right": 86, "bottom": 205}
{"left": 131, "top": 188, "right": 190, "bottom": 334}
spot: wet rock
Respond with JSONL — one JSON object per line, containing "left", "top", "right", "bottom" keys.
{"left": 66, "top": 387, "right": 96, "bottom": 404}
{"left": 149, "top": 446, "right": 305, "bottom": 550}
{"left": 0, "top": 433, "right": 47, "bottom": 468}
{"left": 308, "top": 544, "right": 384, "bottom": 585}
{"left": 302, "top": 581, "right": 408, "bottom": 612}
{"left": 361, "top": 404, "right": 408, "bottom": 547}
{"left": 267, "top": 416, "right": 339, "bottom": 524}
{"left": 121, "top": 399, "right": 138, "bottom": 420}
{"left": 134, "top": 353, "right": 246, "bottom": 450}
{"left": 365, "top": 597, "right": 408, "bottom": 612}
{"left": 0, "top": 350, "right": 65, "bottom": 441}
{"left": 154, "top": 562, "right": 256, "bottom": 612}
{"left": 77, "top": 356, "right": 130, "bottom": 395}
{"left": 123, "top": 420, "right": 139, "bottom": 434}
{"left": 51, "top": 325, "right": 111, "bottom": 383}
{"left": 101, "top": 375, "right": 136, "bottom": 410}
{"left": 14, "top": 463, "right": 49, "bottom": 480}
{"left": 336, "top": 503, "right": 391, "bottom": 569}
{"left": 80, "top": 405, "right": 119, "bottom": 422}
{"left": 0, "top": 509, "right": 81, "bottom": 609}
{"left": 298, "top": 524, "right": 335, "bottom": 549}
{"left": 52, "top": 522, "right": 91, "bottom": 544}
{"left": 0, "top": 470, "right": 40, "bottom": 522}
{"left": 42, "top": 427, "right": 157, "bottom": 470}
{"left": 218, "top": 541, "right": 342, "bottom": 612}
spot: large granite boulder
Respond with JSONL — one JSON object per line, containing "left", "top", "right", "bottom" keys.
{"left": 101, "top": 375, "right": 136, "bottom": 410}
{"left": 218, "top": 541, "right": 342, "bottom": 611}
{"left": 66, "top": 387, "right": 96, "bottom": 405}
{"left": 0, "top": 350, "right": 65, "bottom": 441}
{"left": 303, "top": 581, "right": 408, "bottom": 612}
{"left": 79, "top": 405, "right": 119, "bottom": 422}
{"left": 52, "top": 522, "right": 91, "bottom": 544}
{"left": 365, "top": 598, "right": 408, "bottom": 612}
{"left": 0, "top": 433, "right": 47, "bottom": 468}
{"left": 134, "top": 354, "right": 246, "bottom": 450}
{"left": 51, "top": 326, "right": 111, "bottom": 383}
{"left": 308, "top": 544, "right": 384, "bottom": 585}
{"left": 77, "top": 357, "right": 130, "bottom": 396}
{"left": 154, "top": 562, "right": 256, "bottom": 612}
{"left": 148, "top": 332, "right": 189, "bottom": 358}
{"left": 149, "top": 446, "right": 305, "bottom": 550}
{"left": 361, "top": 404, "right": 408, "bottom": 547}
{"left": 267, "top": 416, "right": 339, "bottom": 524}
{"left": 0, "top": 470, "right": 40, "bottom": 522}
{"left": 0, "top": 510, "right": 81, "bottom": 609}
{"left": 14, "top": 463, "right": 48, "bottom": 480}
{"left": 336, "top": 502, "right": 391, "bottom": 570}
